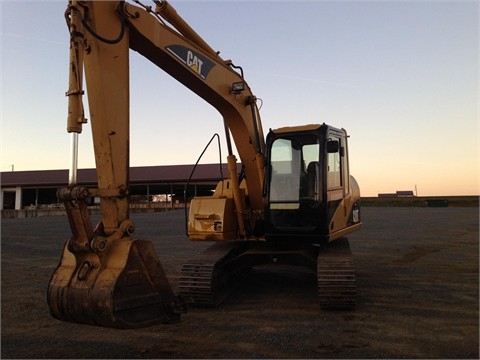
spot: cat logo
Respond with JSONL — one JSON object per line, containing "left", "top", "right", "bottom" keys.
{"left": 186, "top": 51, "right": 203, "bottom": 75}
{"left": 166, "top": 44, "right": 215, "bottom": 80}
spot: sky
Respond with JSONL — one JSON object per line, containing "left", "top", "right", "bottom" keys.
{"left": 1, "top": 0, "right": 478, "bottom": 197}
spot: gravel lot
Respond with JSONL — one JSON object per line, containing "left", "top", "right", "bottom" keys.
{"left": 1, "top": 207, "right": 478, "bottom": 359}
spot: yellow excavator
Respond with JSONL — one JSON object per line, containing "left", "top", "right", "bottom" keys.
{"left": 48, "top": 0, "right": 362, "bottom": 328}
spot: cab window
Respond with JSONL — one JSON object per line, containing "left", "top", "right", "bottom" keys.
{"left": 327, "top": 136, "right": 341, "bottom": 189}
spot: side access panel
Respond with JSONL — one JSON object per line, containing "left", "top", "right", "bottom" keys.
{"left": 188, "top": 197, "right": 237, "bottom": 241}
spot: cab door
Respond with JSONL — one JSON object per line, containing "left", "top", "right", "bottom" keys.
{"left": 265, "top": 131, "right": 325, "bottom": 240}
{"left": 325, "top": 129, "right": 349, "bottom": 234}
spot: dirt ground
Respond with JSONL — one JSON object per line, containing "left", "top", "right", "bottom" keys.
{"left": 1, "top": 207, "right": 478, "bottom": 359}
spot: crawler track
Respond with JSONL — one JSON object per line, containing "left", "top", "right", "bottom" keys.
{"left": 179, "top": 242, "right": 249, "bottom": 307}
{"left": 317, "top": 238, "right": 356, "bottom": 309}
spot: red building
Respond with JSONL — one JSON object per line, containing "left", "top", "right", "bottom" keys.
{"left": 1, "top": 163, "right": 235, "bottom": 212}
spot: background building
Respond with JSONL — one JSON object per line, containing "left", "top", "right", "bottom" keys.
{"left": 1, "top": 164, "right": 236, "bottom": 212}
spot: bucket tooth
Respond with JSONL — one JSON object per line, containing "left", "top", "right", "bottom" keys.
{"left": 48, "top": 238, "right": 184, "bottom": 328}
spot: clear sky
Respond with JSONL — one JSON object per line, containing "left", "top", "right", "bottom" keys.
{"left": 1, "top": 0, "right": 478, "bottom": 197}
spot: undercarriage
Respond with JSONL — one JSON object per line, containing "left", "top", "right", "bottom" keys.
{"left": 179, "top": 238, "right": 356, "bottom": 309}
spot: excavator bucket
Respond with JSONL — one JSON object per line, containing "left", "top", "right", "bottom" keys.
{"left": 48, "top": 238, "right": 184, "bottom": 328}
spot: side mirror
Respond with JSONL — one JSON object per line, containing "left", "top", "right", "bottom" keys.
{"left": 326, "top": 140, "right": 339, "bottom": 153}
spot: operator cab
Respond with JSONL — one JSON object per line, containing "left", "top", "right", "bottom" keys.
{"left": 264, "top": 124, "right": 356, "bottom": 243}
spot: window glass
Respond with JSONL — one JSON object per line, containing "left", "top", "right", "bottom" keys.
{"left": 269, "top": 135, "right": 319, "bottom": 203}
{"left": 303, "top": 143, "right": 319, "bottom": 171}
{"left": 270, "top": 138, "right": 299, "bottom": 201}
{"left": 327, "top": 137, "right": 341, "bottom": 188}
{"left": 271, "top": 139, "right": 292, "bottom": 174}
{"left": 268, "top": 134, "right": 322, "bottom": 230}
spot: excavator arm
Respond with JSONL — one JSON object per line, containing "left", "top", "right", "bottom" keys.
{"left": 48, "top": 0, "right": 266, "bottom": 328}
